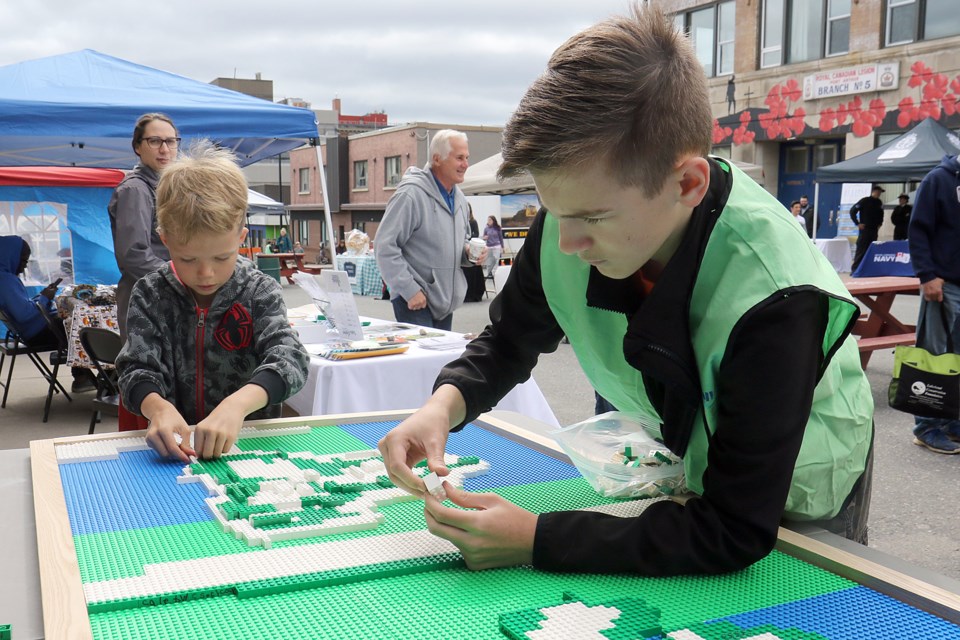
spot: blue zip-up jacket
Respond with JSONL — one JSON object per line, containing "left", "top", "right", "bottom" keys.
{"left": 910, "top": 155, "right": 960, "bottom": 285}
{"left": 0, "top": 235, "right": 54, "bottom": 341}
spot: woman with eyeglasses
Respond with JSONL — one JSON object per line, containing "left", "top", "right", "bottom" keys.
{"left": 108, "top": 112, "right": 181, "bottom": 340}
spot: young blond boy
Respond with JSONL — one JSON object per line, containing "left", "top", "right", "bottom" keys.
{"left": 117, "top": 143, "right": 308, "bottom": 461}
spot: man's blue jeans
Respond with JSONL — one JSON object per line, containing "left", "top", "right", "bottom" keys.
{"left": 913, "top": 281, "right": 960, "bottom": 438}
{"left": 390, "top": 297, "right": 453, "bottom": 331}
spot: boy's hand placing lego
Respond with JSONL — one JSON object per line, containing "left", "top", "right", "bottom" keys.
{"left": 194, "top": 385, "right": 268, "bottom": 459}
{"left": 193, "top": 406, "right": 243, "bottom": 460}
{"left": 142, "top": 394, "right": 196, "bottom": 463}
{"left": 423, "top": 482, "right": 536, "bottom": 570}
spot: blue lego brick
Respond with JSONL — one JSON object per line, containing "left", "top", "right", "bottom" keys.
{"left": 59, "top": 449, "right": 211, "bottom": 536}
{"left": 721, "top": 585, "right": 960, "bottom": 639}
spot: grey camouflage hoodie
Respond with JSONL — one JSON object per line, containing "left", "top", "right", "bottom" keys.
{"left": 117, "top": 256, "right": 308, "bottom": 425}
{"left": 375, "top": 166, "right": 470, "bottom": 320}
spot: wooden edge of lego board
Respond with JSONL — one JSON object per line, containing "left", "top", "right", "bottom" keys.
{"left": 776, "top": 527, "right": 960, "bottom": 624}
{"left": 29, "top": 438, "right": 93, "bottom": 640}
{"left": 27, "top": 409, "right": 416, "bottom": 637}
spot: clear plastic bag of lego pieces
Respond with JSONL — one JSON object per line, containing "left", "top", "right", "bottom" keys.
{"left": 550, "top": 411, "right": 685, "bottom": 499}
{"left": 344, "top": 229, "right": 370, "bottom": 255}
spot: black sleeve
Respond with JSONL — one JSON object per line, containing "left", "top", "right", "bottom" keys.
{"left": 849, "top": 200, "right": 861, "bottom": 225}
{"left": 434, "top": 210, "right": 566, "bottom": 429}
{"left": 533, "top": 290, "right": 825, "bottom": 575}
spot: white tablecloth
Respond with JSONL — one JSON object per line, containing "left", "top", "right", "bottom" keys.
{"left": 286, "top": 316, "right": 559, "bottom": 427}
{"left": 814, "top": 238, "right": 852, "bottom": 273}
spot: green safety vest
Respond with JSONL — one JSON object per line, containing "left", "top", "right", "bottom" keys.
{"left": 540, "top": 162, "right": 873, "bottom": 520}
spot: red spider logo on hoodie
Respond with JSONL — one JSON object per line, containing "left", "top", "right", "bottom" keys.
{"left": 215, "top": 303, "right": 253, "bottom": 351}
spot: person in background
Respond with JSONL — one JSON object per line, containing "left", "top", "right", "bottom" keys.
{"left": 116, "top": 142, "right": 308, "bottom": 461}
{"left": 336, "top": 239, "right": 347, "bottom": 255}
{"left": 468, "top": 204, "right": 480, "bottom": 239}
{"left": 375, "top": 130, "right": 484, "bottom": 329}
{"left": 108, "top": 113, "right": 179, "bottom": 341}
{"left": 850, "top": 184, "right": 885, "bottom": 271}
{"left": 276, "top": 227, "right": 293, "bottom": 253}
{"left": 790, "top": 201, "right": 805, "bottom": 229}
{"left": 891, "top": 193, "right": 912, "bottom": 241}
{"left": 463, "top": 203, "right": 486, "bottom": 303}
{"left": 378, "top": 5, "right": 873, "bottom": 577}
{"left": 799, "top": 195, "right": 814, "bottom": 238}
{"left": 293, "top": 241, "right": 305, "bottom": 255}
{"left": 482, "top": 215, "right": 504, "bottom": 278}
{"left": 0, "top": 235, "right": 96, "bottom": 393}
{"left": 907, "top": 155, "right": 960, "bottom": 454}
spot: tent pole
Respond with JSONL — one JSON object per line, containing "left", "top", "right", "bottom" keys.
{"left": 813, "top": 182, "right": 820, "bottom": 238}
{"left": 316, "top": 142, "right": 337, "bottom": 263}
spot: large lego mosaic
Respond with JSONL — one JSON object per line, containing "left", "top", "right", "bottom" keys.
{"left": 39, "top": 418, "right": 960, "bottom": 639}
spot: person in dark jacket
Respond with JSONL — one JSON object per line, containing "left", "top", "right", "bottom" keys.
{"left": 108, "top": 112, "right": 179, "bottom": 340}
{"left": 891, "top": 193, "right": 912, "bottom": 241}
{"left": 0, "top": 235, "right": 95, "bottom": 392}
{"left": 116, "top": 143, "right": 308, "bottom": 462}
{"left": 908, "top": 155, "right": 960, "bottom": 453}
{"left": 850, "top": 185, "right": 885, "bottom": 270}
{"left": 377, "top": 6, "right": 873, "bottom": 577}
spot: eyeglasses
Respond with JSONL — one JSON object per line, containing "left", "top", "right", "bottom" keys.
{"left": 142, "top": 137, "right": 181, "bottom": 150}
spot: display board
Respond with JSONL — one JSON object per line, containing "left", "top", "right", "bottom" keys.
{"left": 31, "top": 413, "right": 960, "bottom": 640}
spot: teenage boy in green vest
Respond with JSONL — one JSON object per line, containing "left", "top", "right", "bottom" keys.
{"left": 378, "top": 5, "right": 874, "bottom": 576}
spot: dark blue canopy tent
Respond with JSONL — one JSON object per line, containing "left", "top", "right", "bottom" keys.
{"left": 0, "top": 50, "right": 337, "bottom": 284}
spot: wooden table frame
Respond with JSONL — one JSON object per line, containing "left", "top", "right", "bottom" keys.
{"left": 845, "top": 276, "right": 920, "bottom": 367}
{"left": 31, "top": 410, "right": 960, "bottom": 639}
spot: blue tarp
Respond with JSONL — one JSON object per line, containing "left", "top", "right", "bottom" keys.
{"left": 0, "top": 49, "right": 319, "bottom": 168}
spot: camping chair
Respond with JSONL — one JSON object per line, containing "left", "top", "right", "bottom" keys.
{"left": 78, "top": 327, "right": 123, "bottom": 434}
{"left": 0, "top": 306, "right": 72, "bottom": 421}
{"left": 32, "top": 300, "right": 75, "bottom": 422}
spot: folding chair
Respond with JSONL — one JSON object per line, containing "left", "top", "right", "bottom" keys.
{"left": 0, "top": 305, "right": 72, "bottom": 421}
{"left": 78, "top": 327, "right": 123, "bottom": 434}
{"left": 32, "top": 300, "right": 75, "bottom": 422}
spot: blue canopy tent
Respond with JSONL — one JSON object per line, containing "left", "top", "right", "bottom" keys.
{"left": 0, "top": 50, "right": 335, "bottom": 284}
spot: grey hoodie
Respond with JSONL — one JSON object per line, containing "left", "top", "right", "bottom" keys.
{"left": 375, "top": 166, "right": 470, "bottom": 320}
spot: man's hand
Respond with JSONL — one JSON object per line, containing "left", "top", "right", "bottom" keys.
{"left": 407, "top": 290, "right": 428, "bottom": 311}
{"left": 423, "top": 483, "right": 536, "bottom": 570}
{"left": 922, "top": 277, "right": 944, "bottom": 303}
{"left": 378, "top": 405, "right": 453, "bottom": 496}
{"left": 40, "top": 282, "right": 59, "bottom": 300}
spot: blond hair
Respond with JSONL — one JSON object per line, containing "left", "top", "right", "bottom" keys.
{"left": 499, "top": 4, "right": 712, "bottom": 197}
{"left": 156, "top": 141, "right": 248, "bottom": 243}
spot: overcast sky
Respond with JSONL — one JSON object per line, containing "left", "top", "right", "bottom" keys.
{"left": 0, "top": 1, "right": 632, "bottom": 127}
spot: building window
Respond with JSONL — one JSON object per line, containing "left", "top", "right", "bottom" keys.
{"left": 826, "top": 0, "right": 851, "bottom": 56}
{"left": 354, "top": 160, "right": 368, "bottom": 189}
{"left": 762, "top": 0, "right": 849, "bottom": 67}
{"left": 385, "top": 156, "right": 402, "bottom": 188}
{"left": 298, "top": 167, "right": 310, "bottom": 194}
{"left": 886, "top": 0, "right": 960, "bottom": 46}
{"left": 675, "top": 1, "right": 735, "bottom": 77}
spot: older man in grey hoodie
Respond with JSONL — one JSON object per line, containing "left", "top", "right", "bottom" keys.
{"left": 376, "top": 130, "right": 482, "bottom": 330}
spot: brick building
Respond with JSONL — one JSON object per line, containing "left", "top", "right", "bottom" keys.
{"left": 288, "top": 124, "right": 502, "bottom": 259}
{"left": 652, "top": 0, "right": 959, "bottom": 237}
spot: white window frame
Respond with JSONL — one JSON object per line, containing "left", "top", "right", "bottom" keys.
{"left": 675, "top": 2, "right": 735, "bottom": 78}
{"left": 385, "top": 155, "right": 402, "bottom": 188}
{"left": 354, "top": 160, "right": 368, "bottom": 190}
{"left": 826, "top": 0, "right": 851, "bottom": 56}
{"left": 760, "top": 0, "right": 784, "bottom": 68}
{"left": 298, "top": 167, "right": 310, "bottom": 194}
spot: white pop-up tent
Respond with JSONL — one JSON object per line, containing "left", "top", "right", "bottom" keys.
{"left": 461, "top": 152, "right": 765, "bottom": 196}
